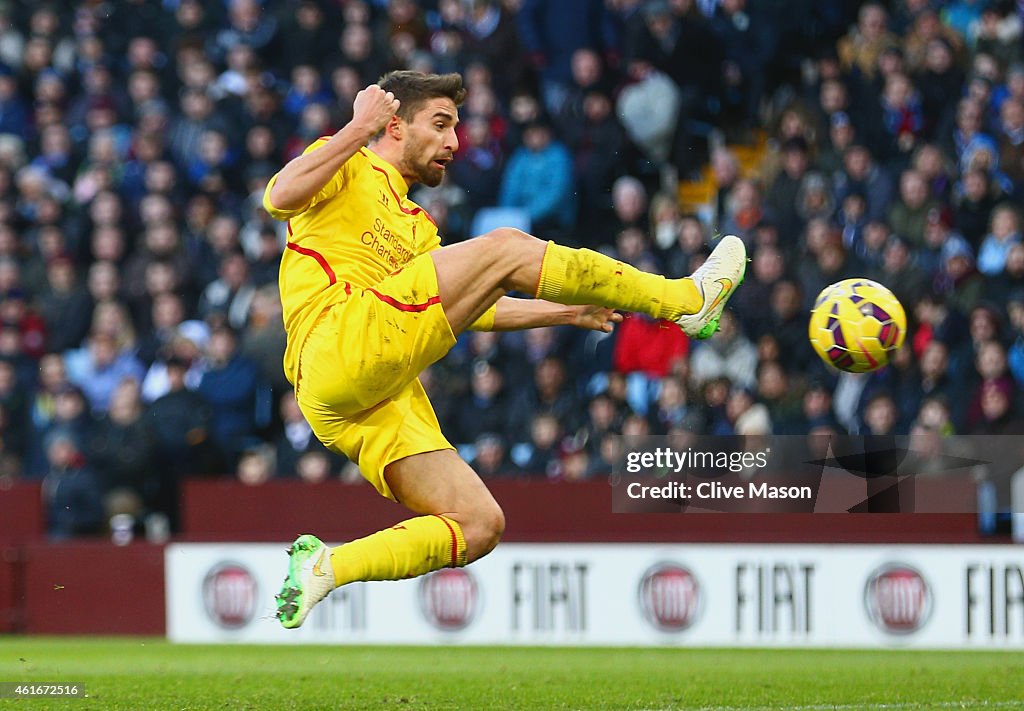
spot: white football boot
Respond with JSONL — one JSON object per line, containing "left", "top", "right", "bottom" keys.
{"left": 675, "top": 234, "right": 747, "bottom": 339}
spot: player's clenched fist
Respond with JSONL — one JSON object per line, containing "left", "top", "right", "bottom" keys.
{"left": 351, "top": 84, "right": 400, "bottom": 136}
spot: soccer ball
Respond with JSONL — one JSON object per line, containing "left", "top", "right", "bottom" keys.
{"left": 808, "top": 278, "right": 906, "bottom": 373}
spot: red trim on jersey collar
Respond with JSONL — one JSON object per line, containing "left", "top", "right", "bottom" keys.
{"left": 361, "top": 148, "right": 438, "bottom": 227}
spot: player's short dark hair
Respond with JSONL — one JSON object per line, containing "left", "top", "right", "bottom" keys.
{"left": 377, "top": 70, "right": 466, "bottom": 122}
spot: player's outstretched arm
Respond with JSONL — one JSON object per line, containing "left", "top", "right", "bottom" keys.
{"left": 266, "top": 85, "right": 400, "bottom": 213}
{"left": 489, "top": 296, "right": 622, "bottom": 332}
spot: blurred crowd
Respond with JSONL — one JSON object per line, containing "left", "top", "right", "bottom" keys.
{"left": 0, "top": 0, "right": 1020, "bottom": 538}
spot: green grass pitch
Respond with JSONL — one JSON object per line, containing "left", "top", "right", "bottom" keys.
{"left": 1, "top": 638, "right": 1022, "bottom": 710}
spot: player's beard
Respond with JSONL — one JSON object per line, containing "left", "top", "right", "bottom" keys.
{"left": 402, "top": 135, "right": 445, "bottom": 187}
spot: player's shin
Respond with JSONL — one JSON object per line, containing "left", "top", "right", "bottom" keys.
{"left": 330, "top": 514, "right": 467, "bottom": 586}
{"left": 534, "top": 242, "right": 700, "bottom": 321}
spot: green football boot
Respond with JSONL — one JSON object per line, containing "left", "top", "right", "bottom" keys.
{"left": 275, "top": 534, "right": 334, "bottom": 629}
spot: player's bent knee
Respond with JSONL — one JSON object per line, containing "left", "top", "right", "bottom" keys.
{"left": 477, "top": 228, "right": 546, "bottom": 287}
{"left": 482, "top": 227, "right": 541, "bottom": 256}
{"left": 462, "top": 501, "right": 505, "bottom": 563}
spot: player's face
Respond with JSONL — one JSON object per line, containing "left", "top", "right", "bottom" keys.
{"left": 401, "top": 97, "right": 459, "bottom": 187}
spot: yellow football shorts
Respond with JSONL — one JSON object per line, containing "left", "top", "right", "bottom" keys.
{"left": 294, "top": 253, "right": 457, "bottom": 500}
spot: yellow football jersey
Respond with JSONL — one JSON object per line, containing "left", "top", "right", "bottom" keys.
{"left": 263, "top": 141, "right": 441, "bottom": 385}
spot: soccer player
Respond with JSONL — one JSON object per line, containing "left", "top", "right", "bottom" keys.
{"left": 264, "top": 71, "right": 745, "bottom": 628}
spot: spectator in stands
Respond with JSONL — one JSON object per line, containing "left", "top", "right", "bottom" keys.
{"left": 517, "top": 412, "right": 564, "bottom": 478}
{"left": 0, "top": 65, "right": 28, "bottom": 139}
{"left": 966, "top": 340, "right": 1016, "bottom": 432}
{"left": 799, "top": 379, "right": 839, "bottom": 432}
{"left": 276, "top": 391, "right": 337, "bottom": 479}
{"left": 612, "top": 312, "right": 688, "bottom": 381}
{"left": 832, "top": 145, "right": 893, "bottom": 223}
{"left": 498, "top": 118, "right": 576, "bottom": 239}
{"left": 795, "top": 172, "right": 834, "bottom": 229}
{"left": 240, "top": 284, "right": 288, "bottom": 394}
{"left": 36, "top": 255, "right": 91, "bottom": 354}
{"left": 947, "top": 98, "right": 993, "bottom": 169}
{"left": 977, "top": 203, "right": 1022, "bottom": 276}
{"left": 838, "top": 3, "right": 900, "bottom": 82}
{"left": 974, "top": 5, "right": 1022, "bottom": 70}
{"left": 690, "top": 310, "right": 757, "bottom": 390}
{"left": 871, "top": 235, "right": 929, "bottom": 310}
{"left": 467, "top": 2, "right": 523, "bottom": 83}
{"left": 141, "top": 318, "right": 208, "bottom": 403}
{"left": 145, "top": 353, "right": 213, "bottom": 527}
{"left": 451, "top": 360, "right": 511, "bottom": 446}
{"left": 971, "top": 380, "right": 1024, "bottom": 435}
{"left": 818, "top": 111, "right": 857, "bottom": 177}
{"left": 516, "top": 0, "right": 609, "bottom": 114}
{"left": 136, "top": 292, "right": 186, "bottom": 369}
{"left": 448, "top": 115, "right": 504, "bottom": 213}
{"left": 720, "top": 178, "right": 769, "bottom": 244}
{"left": 649, "top": 191, "right": 684, "bottom": 254}
{"left": 914, "top": 207, "right": 952, "bottom": 278}
{"left": 798, "top": 237, "right": 853, "bottom": 311}
{"left": 579, "top": 392, "right": 625, "bottom": 457}
{"left": 766, "top": 137, "right": 812, "bottom": 239}
{"left": 912, "top": 144, "right": 955, "bottom": 206}
{"left": 766, "top": 280, "right": 813, "bottom": 374}
{"left": 195, "top": 325, "right": 267, "bottom": 469}
{"left": 0, "top": 287, "right": 45, "bottom": 361}
{"left": 508, "top": 356, "right": 580, "bottom": 445}
{"left": 89, "top": 300, "right": 138, "bottom": 360}
{"left": 0, "top": 357, "right": 24, "bottom": 457}
{"left": 616, "top": 59, "right": 683, "bottom": 171}
{"left": 469, "top": 432, "right": 524, "bottom": 479}
{"left": 861, "top": 390, "right": 900, "bottom": 435}
{"left": 646, "top": 375, "right": 694, "bottom": 435}
{"left": 986, "top": 244, "right": 1024, "bottom": 311}
{"left": 42, "top": 428, "right": 104, "bottom": 540}
{"left": 565, "top": 90, "right": 625, "bottom": 240}
{"left": 954, "top": 168, "right": 999, "bottom": 248}
{"left": 1004, "top": 293, "right": 1024, "bottom": 383}
{"left": 934, "top": 236, "right": 984, "bottom": 315}
{"left": 710, "top": 0, "right": 777, "bottom": 128}
{"left": 64, "top": 331, "right": 145, "bottom": 415}
{"left": 839, "top": 204, "right": 875, "bottom": 268}
{"left": 879, "top": 71, "right": 924, "bottom": 159}
{"left": 556, "top": 48, "right": 610, "bottom": 137}
{"left": 90, "top": 378, "right": 162, "bottom": 519}
{"left": 169, "top": 89, "right": 225, "bottom": 170}
{"left": 732, "top": 243, "right": 784, "bottom": 339}
{"left": 198, "top": 250, "right": 256, "bottom": 330}
{"left": 916, "top": 38, "right": 963, "bottom": 141}
{"left": 889, "top": 169, "right": 937, "bottom": 248}
{"left": 293, "top": 450, "right": 331, "bottom": 484}
{"left": 123, "top": 221, "right": 194, "bottom": 323}
{"left": 235, "top": 444, "right": 275, "bottom": 486}
{"left": 997, "top": 98, "right": 1024, "bottom": 188}
{"left": 756, "top": 361, "right": 803, "bottom": 433}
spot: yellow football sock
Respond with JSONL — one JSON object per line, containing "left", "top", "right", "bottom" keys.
{"left": 534, "top": 242, "right": 701, "bottom": 321}
{"left": 329, "top": 514, "right": 467, "bottom": 587}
